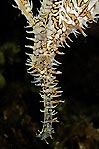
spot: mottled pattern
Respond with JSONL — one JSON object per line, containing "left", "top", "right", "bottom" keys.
{"left": 13, "top": 0, "right": 99, "bottom": 143}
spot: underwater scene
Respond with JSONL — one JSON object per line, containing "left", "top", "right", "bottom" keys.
{"left": 0, "top": 0, "right": 99, "bottom": 148}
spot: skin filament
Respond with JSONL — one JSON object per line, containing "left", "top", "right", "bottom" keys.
{"left": 13, "top": 0, "right": 99, "bottom": 143}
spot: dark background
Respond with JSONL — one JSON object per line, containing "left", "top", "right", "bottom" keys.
{"left": 0, "top": 0, "right": 99, "bottom": 148}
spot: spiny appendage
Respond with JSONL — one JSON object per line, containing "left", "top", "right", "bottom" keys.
{"left": 37, "top": 73, "right": 64, "bottom": 143}
{"left": 13, "top": 0, "right": 34, "bottom": 26}
{"left": 38, "top": 95, "right": 64, "bottom": 140}
{"left": 51, "top": 0, "right": 99, "bottom": 47}
{"left": 13, "top": 0, "right": 99, "bottom": 144}
{"left": 26, "top": 50, "right": 64, "bottom": 142}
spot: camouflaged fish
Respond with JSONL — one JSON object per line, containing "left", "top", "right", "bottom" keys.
{"left": 13, "top": 0, "right": 99, "bottom": 143}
